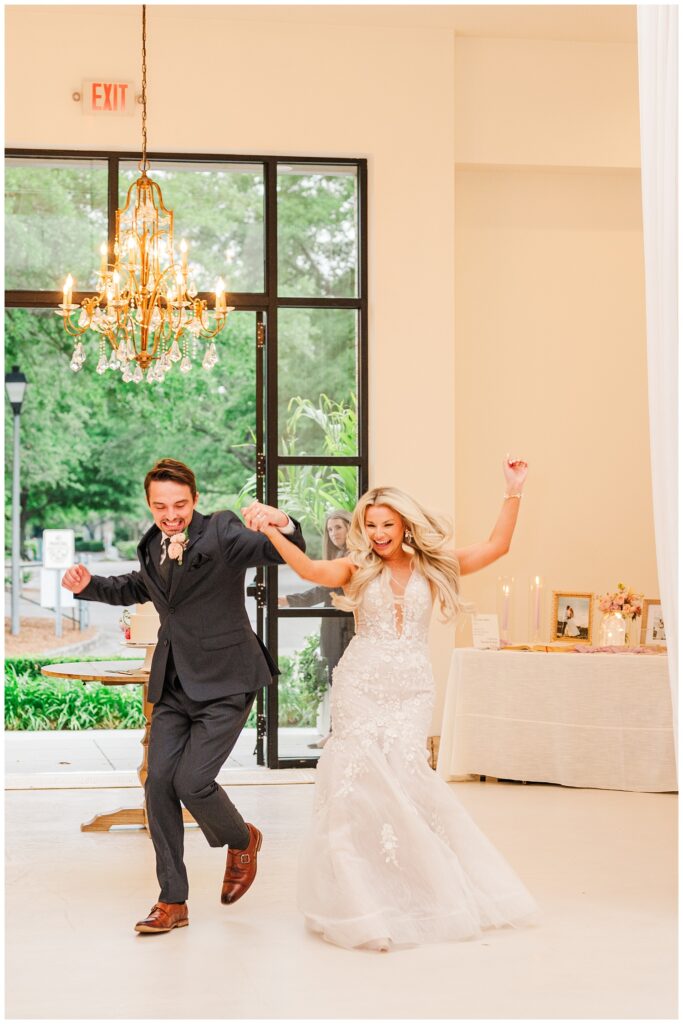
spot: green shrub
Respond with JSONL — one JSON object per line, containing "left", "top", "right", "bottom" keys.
{"left": 75, "top": 540, "right": 105, "bottom": 553}
{"left": 115, "top": 541, "right": 139, "bottom": 560}
{"left": 4, "top": 636, "right": 328, "bottom": 731}
{"left": 4, "top": 655, "right": 143, "bottom": 730}
{"left": 277, "top": 634, "right": 328, "bottom": 727}
{"left": 4, "top": 570, "right": 31, "bottom": 586}
{"left": 5, "top": 673, "right": 145, "bottom": 730}
{"left": 5, "top": 654, "right": 133, "bottom": 683}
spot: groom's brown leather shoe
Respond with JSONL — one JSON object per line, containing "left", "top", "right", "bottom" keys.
{"left": 134, "top": 901, "right": 189, "bottom": 934}
{"left": 221, "top": 823, "right": 263, "bottom": 905}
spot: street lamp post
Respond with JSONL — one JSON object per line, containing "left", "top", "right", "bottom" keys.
{"left": 5, "top": 366, "right": 28, "bottom": 636}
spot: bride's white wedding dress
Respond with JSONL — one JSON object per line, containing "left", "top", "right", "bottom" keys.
{"left": 297, "top": 569, "right": 539, "bottom": 950}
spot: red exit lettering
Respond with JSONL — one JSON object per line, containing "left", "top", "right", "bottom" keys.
{"left": 83, "top": 80, "right": 134, "bottom": 116}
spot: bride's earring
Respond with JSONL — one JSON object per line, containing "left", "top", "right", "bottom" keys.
{"left": 402, "top": 528, "right": 414, "bottom": 554}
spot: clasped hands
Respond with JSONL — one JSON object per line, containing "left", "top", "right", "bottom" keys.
{"left": 241, "top": 500, "right": 288, "bottom": 533}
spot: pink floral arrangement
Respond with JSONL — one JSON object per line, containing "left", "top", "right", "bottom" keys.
{"left": 168, "top": 531, "right": 188, "bottom": 564}
{"left": 596, "top": 583, "right": 643, "bottom": 620}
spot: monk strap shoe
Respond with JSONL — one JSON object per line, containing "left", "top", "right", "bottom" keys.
{"left": 221, "top": 823, "right": 263, "bottom": 905}
{"left": 134, "top": 901, "right": 189, "bottom": 934}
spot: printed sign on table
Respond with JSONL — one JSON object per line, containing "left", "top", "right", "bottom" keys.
{"left": 472, "top": 614, "right": 501, "bottom": 650}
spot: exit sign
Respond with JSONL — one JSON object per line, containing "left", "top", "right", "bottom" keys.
{"left": 82, "top": 80, "right": 135, "bottom": 116}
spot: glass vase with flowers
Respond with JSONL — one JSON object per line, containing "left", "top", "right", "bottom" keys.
{"left": 596, "top": 584, "right": 643, "bottom": 646}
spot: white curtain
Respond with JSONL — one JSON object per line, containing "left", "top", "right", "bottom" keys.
{"left": 637, "top": 5, "right": 678, "bottom": 760}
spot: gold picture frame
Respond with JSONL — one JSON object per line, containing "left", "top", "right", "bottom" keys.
{"left": 552, "top": 591, "right": 593, "bottom": 644}
{"left": 640, "top": 599, "right": 667, "bottom": 647}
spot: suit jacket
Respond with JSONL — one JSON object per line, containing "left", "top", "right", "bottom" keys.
{"left": 78, "top": 509, "right": 306, "bottom": 703}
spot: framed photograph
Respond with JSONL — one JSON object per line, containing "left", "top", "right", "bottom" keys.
{"left": 640, "top": 599, "right": 667, "bottom": 647}
{"left": 552, "top": 591, "right": 593, "bottom": 644}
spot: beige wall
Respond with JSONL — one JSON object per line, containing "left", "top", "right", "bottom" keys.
{"left": 5, "top": 6, "right": 656, "bottom": 733}
{"left": 451, "top": 26, "right": 657, "bottom": 733}
{"left": 454, "top": 37, "right": 641, "bottom": 168}
{"left": 453, "top": 165, "right": 655, "bottom": 630}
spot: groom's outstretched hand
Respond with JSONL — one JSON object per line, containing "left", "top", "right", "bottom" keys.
{"left": 241, "top": 501, "right": 290, "bottom": 533}
{"left": 62, "top": 564, "right": 92, "bottom": 594}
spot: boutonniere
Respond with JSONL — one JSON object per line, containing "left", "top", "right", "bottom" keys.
{"left": 168, "top": 532, "right": 188, "bottom": 565}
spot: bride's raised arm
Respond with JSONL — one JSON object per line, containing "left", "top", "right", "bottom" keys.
{"left": 241, "top": 504, "right": 355, "bottom": 588}
{"left": 454, "top": 456, "right": 528, "bottom": 576}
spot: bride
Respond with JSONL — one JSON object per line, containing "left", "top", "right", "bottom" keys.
{"left": 243, "top": 457, "right": 539, "bottom": 951}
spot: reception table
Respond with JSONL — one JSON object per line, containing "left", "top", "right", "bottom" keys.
{"left": 437, "top": 649, "right": 677, "bottom": 792}
{"left": 41, "top": 660, "right": 194, "bottom": 832}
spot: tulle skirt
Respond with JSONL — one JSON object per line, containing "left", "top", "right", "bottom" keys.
{"left": 297, "top": 636, "right": 540, "bottom": 950}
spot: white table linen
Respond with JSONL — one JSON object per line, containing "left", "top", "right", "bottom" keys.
{"left": 437, "top": 649, "right": 676, "bottom": 792}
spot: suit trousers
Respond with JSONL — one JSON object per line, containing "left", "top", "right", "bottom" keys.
{"left": 145, "top": 657, "right": 256, "bottom": 903}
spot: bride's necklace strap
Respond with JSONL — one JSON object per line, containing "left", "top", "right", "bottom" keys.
{"left": 386, "top": 560, "right": 414, "bottom": 587}
{"left": 389, "top": 571, "right": 412, "bottom": 590}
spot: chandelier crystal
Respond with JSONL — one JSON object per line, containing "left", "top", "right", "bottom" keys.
{"left": 58, "top": 5, "right": 233, "bottom": 384}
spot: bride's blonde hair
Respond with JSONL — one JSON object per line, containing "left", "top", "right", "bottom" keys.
{"left": 332, "top": 486, "right": 461, "bottom": 622}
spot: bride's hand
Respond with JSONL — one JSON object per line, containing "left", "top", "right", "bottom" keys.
{"left": 241, "top": 500, "right": 287, "bottom": 532}
{"left": 503, "top": 454, "right": 528, "bottom": 493}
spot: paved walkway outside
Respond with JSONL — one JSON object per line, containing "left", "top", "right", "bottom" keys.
{"left": 5, "top": 726, "right": 321, "bottom": 789}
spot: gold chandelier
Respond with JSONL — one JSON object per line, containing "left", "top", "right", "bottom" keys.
{"left": 58, "top": 5, "right": 232, "bottom": 383}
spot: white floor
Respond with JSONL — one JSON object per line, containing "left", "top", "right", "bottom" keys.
{"left": 5, "top": 778, "right": 677, "bottom": 1020}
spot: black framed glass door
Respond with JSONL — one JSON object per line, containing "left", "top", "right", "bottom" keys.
{"left": 263, "top": 162, "right": 368, "bottom": 767}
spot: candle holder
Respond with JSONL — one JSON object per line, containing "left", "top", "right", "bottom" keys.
{"left": 528, "top": 575, "right": 545, "bottom": 644}
{"left": 496, "top": 576, "right": 515, "bottom": 646}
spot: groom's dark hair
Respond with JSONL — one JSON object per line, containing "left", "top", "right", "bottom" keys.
{"left": 144, "top": 459, "right": 197, "bottom": 499}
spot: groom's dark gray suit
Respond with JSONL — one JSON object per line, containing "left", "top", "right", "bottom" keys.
{"left": 78, "top": 508, "right": 305, "bottom": 902}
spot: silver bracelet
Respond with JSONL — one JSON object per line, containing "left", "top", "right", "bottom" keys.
{"left": 504, "top": 492, "right": 523, "bottom": 500}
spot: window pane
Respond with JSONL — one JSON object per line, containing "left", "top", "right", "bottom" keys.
{"left": 278, "top": 164, "right": 358, "bottom": 298}
{"left": 277, "top": 464, "right": 358, "bottom": 561}
{"left": 5, "top": 157, "right": 108, "bottom": 291}
{"left": 119, "top": 160, "right": 265, "bottom": 293}
{"left": 278, "top": 308, "right": 358, "bottom": 456}
{"left": 274, "top": 464, "right": 357, "bottom": 755}
{"left": 276, "top": 614, "right": 353, "bottom": 760}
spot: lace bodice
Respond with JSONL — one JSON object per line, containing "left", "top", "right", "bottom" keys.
{"left": 355, "top": 570, "right": 432, "bottom": 646}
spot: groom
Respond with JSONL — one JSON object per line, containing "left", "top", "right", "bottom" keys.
{"left": 62, "top": 458, "right": 305, "bottom": 934}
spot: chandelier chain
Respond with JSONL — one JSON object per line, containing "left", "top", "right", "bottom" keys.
{"left": 139, "top": 4, "right": 148, "bottom": 173}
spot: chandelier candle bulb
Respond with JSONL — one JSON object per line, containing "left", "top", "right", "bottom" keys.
{"left": 99, "top": 243, "right": 108, "bottom": 274}
{"left": 63, "top": 275, "right": 73, "bottom": 307}
{"left": 180, "top": 239, "right": 188, "bottom": 270}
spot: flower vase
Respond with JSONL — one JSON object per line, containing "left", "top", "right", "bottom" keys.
{"left": 600, "top": 611, "right": 627, "bottom": 647}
